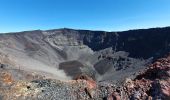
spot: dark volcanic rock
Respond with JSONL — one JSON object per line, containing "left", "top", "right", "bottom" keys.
{"left": 76, "top": 27, "right": 170, "bottom": 59}
{"left": 120, "top": 54, "right": 170, "bottom": 100}
{"left": 59, "top": 60, "right": 85, "bottom": 77}
{"left": 94, "top": 59, "right": 113, "bottom": 75}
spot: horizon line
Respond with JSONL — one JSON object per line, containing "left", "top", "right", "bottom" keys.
{"left": 1, "top": 26, "right": 170, "bottom": 34}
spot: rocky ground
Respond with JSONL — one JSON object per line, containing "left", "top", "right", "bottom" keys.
{"left": 0, "top": 53, "right": 170, "bottom": 100}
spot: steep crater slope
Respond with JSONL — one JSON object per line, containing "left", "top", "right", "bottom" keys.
{"left": 77, "top": 27, "right": 170, "bottom": 59}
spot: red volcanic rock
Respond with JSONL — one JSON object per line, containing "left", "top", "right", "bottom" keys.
{"left": 74, "top": 74, "right": 96, "bottom": 89}
{"left": 0, "top": 72, "right": 14, "bottom": 85}
{"left": 160, "top": 79, "right": 170, "bottom": 99}
{"left": 74, "top": 74, "right": 92, "bottom": 80}
{"left": 107, "top": 92, "right": 121, "bottom": 100}
{"left": 112, "top": 92, "right": 121, "bottom": 100}
{"left": 134, "top": 54, "right": 170, "bottom": 99}
{"left": 74, "top": 74, "right": 97, "bottom": 98}
{"left": 116, "top": 54, "right": 170, "bottom": 99}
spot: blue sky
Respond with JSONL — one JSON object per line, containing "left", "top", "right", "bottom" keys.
{"left": 0, "top": 0, "right": 170, "bottom": 33}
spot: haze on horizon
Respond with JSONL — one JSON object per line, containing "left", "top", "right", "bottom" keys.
{"left": 0, "top": 0, "right": 170, "bottom": 33}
